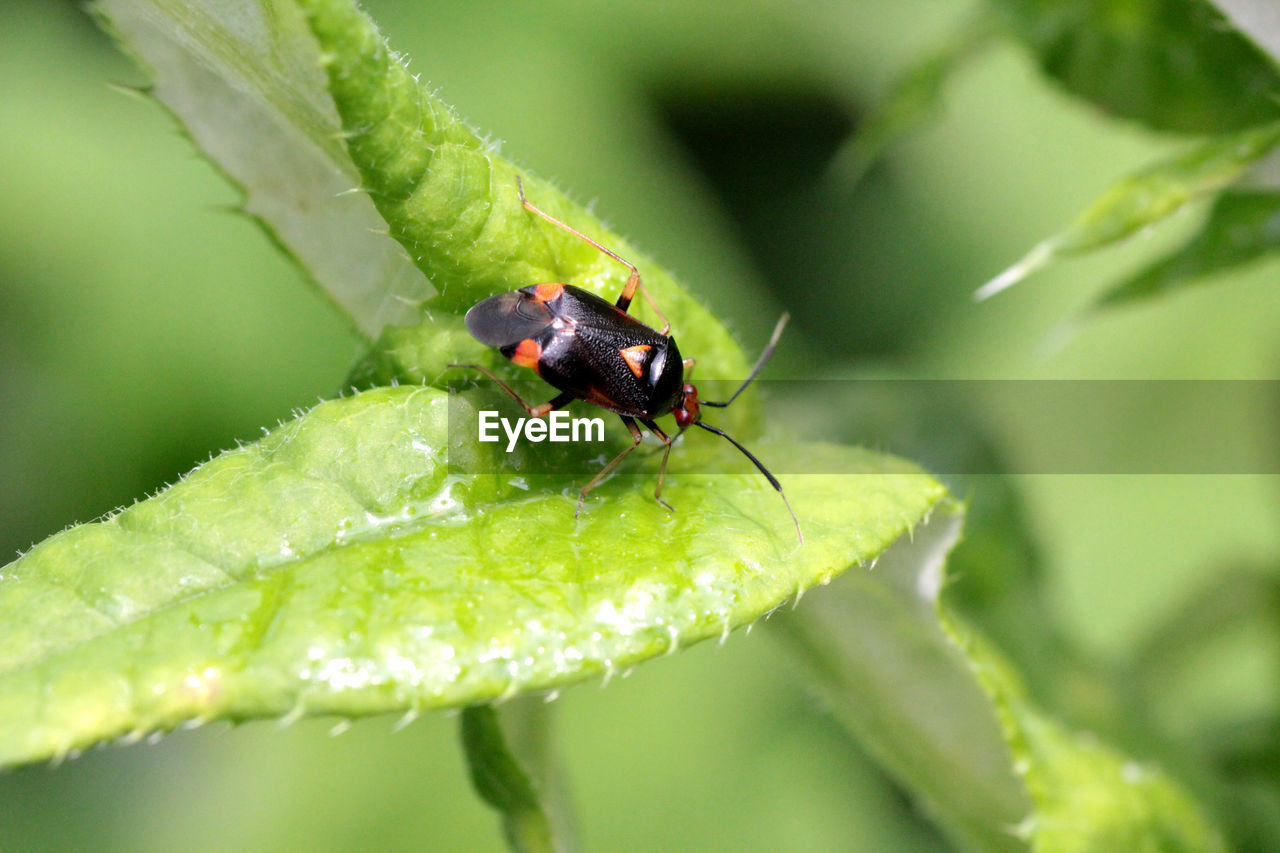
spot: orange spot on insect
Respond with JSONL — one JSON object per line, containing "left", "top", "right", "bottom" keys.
{"left": 620, "top": 344, "right": 652, "bottom": 378}
{"left": 511, "top": 338, "right": 543, "bottom": 369}
{"left": 534, "top": 282, "right": 564, "bottom": 302}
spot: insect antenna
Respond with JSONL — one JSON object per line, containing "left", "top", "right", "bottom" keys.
{"left": 694, "top": 421, "right": 802, "bottom": 543}
{"left": 700, "top": 312, "right": 789, "bottom": 408}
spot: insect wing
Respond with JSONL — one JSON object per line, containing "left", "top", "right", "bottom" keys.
{"left": 464, "top": 290, "right": 555, "bottom": 349}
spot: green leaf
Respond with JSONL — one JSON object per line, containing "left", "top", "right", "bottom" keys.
{"left": 989, "top": 0, "right": 1280, "bottom": 134}
{"left": 50, "top": 0, "right": 952, "bottom": 780}
{"left": 949, "top": 624, "right": 1228, "bottom": 853}
{"left": 295, "top": 0, "right": 747, "bottom": 385}
{"left": 91, "top": 0, "right": 431, "bottom": 339}
{"left": 1208, "top": 0, "right": 1280, "bottom": 70}
{"left": 1095, "top": 190, "right": 1280, "bottom": 308}
{"left": 772, "top": 504, "right": 1032, "bottom": 853}
{"left": 976, "top": 121, "right": 1280, "bottom": 299}
{"left": 91, "top": 0, "right": 748, "bottom": 402}
{"left": 0, "top": 384, "right": 948, "bottom": 767}
{"left": 290, "top": 0, "right": 759, "bottom": 453}
{"left": 773, "top": 481, "right": 1227, "bottom": 851}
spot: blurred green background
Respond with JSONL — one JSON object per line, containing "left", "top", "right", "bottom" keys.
{"left": 2, "top": 0, "right": 1278, "bottom": 850}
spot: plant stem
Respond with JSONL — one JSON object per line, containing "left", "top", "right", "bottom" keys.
{"left": 460, "top": 699, "right": 576, "bottom": 853}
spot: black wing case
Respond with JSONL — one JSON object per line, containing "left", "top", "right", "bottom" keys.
{"left": 464, "top": 290, "right": 555, "bottom": 348}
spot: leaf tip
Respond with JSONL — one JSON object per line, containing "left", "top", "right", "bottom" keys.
{"left": 974, "top": 239, "right": 1056, "bottom": 301}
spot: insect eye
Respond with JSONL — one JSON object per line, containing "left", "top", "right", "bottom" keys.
{"left": 647, "top": 347, "right": 667, "bottom": 385}
{"left": 674, "top": 393, "right": 699, "bottom": 428}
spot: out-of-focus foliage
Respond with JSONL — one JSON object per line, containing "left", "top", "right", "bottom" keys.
{"left": 1096, "top": 189, "right": 1280, "bottom": 308}
{"left": 974, "top": 121, "right": 1280, "bottom": 300}
{"left": 972, "top": 0, "right": 1280, "bottom": 308}
{"left": 989, "top": 0, "right": 1280, "bottom": 133}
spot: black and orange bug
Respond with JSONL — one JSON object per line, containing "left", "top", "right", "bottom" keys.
{"left": 452, "top": 178, "right": 801, "bottom": 542}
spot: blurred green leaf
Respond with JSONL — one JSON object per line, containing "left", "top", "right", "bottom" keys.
{"left": 1203, "top": 712, "right": 1280, "bottom": 851}
{"left": 1209, "top": 0, "right": 1280, "bottom": 68}
{"left": 977, "top": 121, "right": 1280, "bottom": 299}
{"left": 91, "top": 0, "right": 431, "bottom": 339}
{"left": 990, "top": 0, "right": 1280, "bottom": 134}
{"left": 775, "top": 481, "right": 1227, "bottom": 852}
{"left": 772, "top": 505, "right": 1032, "bottom": 853}
{"left": 1095, "top": 190, "right": 1280, "bottom": 308}
{"left": 950, "top": 624, "right": 1228, "bottom": 853}
{"left": 775, "top": 377, "right": 1086, "bottom": 704}
{"left": 1121, "top": 562, "right": 1280, "bottom": 851}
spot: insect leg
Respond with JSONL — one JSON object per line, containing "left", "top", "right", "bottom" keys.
{"left": 633, "top": 281, "right": 672, "bottom": 336}
{"left": 516, "top": 176, "right": 671, "bottom": 334}
{"left": 576, "top": 416, "right": 645, "bottom": 518}
{"left": 449, "top": 364, "right": 574, "bottom": 416}
{"left": 641, "top": 419, "right": 679, "bottom": 513}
